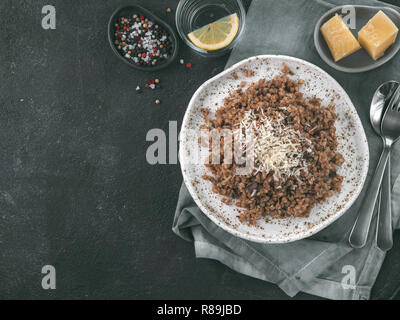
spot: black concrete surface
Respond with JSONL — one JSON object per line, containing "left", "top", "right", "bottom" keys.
{"left": 0, "top": 0, "right": 399, "bottom": 300}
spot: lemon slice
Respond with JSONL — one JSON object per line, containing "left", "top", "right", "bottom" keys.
{"left": 188, "top": 13, "right": 240, "bottom": 51}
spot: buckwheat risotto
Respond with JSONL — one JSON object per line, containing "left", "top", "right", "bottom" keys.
{"left": 201, "top": 64, "right": 344, "bottom": 225}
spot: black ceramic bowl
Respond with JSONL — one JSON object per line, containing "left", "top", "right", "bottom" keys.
{"left": 108, "top": 5, "right": 179, "bottom": 71}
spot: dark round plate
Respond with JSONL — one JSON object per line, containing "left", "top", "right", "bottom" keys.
{"left": 314, "top": 5, "right": 400, "bottom": 73}
{"left": 108, "top": 5, "right": 179, "bottom": 71}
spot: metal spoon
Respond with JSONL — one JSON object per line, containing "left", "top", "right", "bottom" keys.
{"left": 349, "top": 86, "right": 400, "bottom": 249}
{"left": 370, "top": 81, "right": 398, "bottom": 251}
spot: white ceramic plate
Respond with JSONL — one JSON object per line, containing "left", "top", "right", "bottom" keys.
{"left": 179, "top": 55, "right": 369, "bottom": 244}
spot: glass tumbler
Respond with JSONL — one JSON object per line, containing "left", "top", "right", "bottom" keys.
{"left": 175, "top": 0, "right": 246, "bottom": 56}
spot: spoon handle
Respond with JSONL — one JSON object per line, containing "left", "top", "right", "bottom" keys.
{"left": 377, "top": 155, "right": 393, "bottom": 251}
{"left": 349, "top": 146, "right": 391, "bottom": 249}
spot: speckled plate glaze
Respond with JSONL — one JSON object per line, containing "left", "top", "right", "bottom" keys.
{"left": 180, "top": 55, "right": 369, "bottom": 244}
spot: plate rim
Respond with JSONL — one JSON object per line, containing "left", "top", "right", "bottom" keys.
{"left": 180, "top": 54, "right": 370, "bottom": 244}
{"left": 314, "top": 5, "right": 400, "bottom": 73}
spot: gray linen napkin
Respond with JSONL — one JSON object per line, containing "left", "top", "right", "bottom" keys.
{"left": 173, "top": 0, "right": 400, "bottom": 300}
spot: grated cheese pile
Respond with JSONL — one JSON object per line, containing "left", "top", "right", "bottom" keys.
{"left": 235, "top": 111, "right": 311, "bottom": 180}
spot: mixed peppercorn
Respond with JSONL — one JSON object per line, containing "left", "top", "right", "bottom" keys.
{"left": 113, "top": 14, "right": 172, "bottom": 67}
{"left": 112, "top": 10, "right": 193, "bottom": 105}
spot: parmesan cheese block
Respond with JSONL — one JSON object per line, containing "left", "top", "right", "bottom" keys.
{"left": 358, "top": 10, "right": 399, "bottom": 60}
{"left": 320, "top": 14, "right": 361, "bottom": 62}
